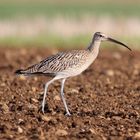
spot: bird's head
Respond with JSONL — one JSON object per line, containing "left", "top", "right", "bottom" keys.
{"left": 93, "top": 32, "right": 131, "bottom": 51}
{"left": 93, "top": 32, "right": 108, "bottom": 41}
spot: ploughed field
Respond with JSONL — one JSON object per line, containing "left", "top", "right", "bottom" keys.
{"left": 0, "top": 47, "right": 140, "bottom": 140}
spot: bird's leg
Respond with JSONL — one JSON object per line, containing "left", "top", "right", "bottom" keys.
{"left": 60, "top": 78, "right": 71, "bottom": 116}
{"left": 42, "top": 78, "right": 57, "bottom": 113}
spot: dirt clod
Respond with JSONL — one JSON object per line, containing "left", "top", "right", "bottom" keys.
{"left": 54, "top": 95, "right": 61, "bottom": 101}
{"left": 133, "top": 132, "right": 140, "bottom": 140}
{"left": 56, "top": 129, "right": 68, "bottom": 136}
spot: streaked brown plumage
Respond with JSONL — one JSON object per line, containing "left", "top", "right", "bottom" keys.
{"left": 15, "top": 32, "right": 131, "bottom": 116}
{"left": 18, "top": 50, "right": 90, "bottom": 76}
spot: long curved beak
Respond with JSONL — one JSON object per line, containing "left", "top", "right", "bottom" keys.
{"left": 107, "top": 37, "right": 132, "bottom": 51}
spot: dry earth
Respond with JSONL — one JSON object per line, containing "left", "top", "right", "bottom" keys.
{"left": 0, "top": 47, "right": 140, "bottom": 140}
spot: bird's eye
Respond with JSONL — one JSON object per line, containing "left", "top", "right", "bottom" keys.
{"left": 99, "top": 35, "right": 103, "bottom": 37}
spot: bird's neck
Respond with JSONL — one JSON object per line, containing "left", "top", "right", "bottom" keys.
{"left": 87, "top": 40, "right": 101, "bottom": 53}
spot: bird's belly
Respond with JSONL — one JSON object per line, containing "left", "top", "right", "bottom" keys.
{"left": 57, "top": 58, "right": 94, "bottom": 78}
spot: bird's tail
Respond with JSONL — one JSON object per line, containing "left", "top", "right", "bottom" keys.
{"left": 15, "top": 64, "right": 41, "bottom": 76}
{"left": 15, "top": 69, "right": 30, "bottom": 75}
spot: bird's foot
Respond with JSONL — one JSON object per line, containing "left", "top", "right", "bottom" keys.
{"left": 42, "top": 109, "right": 45, "bottom": 114}
{"left": 65, "top": 112, "right": 71, "bottom": 116}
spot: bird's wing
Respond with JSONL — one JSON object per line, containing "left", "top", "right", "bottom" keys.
{"left": 24, "top": 50, "right": 87, "bottom": 75}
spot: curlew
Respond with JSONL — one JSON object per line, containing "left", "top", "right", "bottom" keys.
{"left": 15, "top": 32, "right": 131, "bottom": 116}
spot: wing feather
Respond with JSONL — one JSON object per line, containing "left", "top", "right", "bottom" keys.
{"left": 23, "top": 50, "right": 87, "bottom": 75}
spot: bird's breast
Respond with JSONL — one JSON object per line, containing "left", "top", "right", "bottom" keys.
{"left": 57, "top": 54, "right": 97, "bottom": 78}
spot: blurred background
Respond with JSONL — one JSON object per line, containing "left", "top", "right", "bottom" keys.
{"left": 0, "top": 0, "right": 140, "bottom": 48}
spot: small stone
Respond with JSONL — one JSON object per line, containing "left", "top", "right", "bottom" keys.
{"left": 112, "top": 116, "right": 122, "bottom": 121}
{"left": 90, "top": 93, "right": 96, "bottom": 99}
{"left": 18, "top": 126, "right": 23, "bottom": 133}
{"left": 3, "top": 104, "right": 9, "bottom": 112}
{"left": 18, "top": 119, "right": 25, "bottom": 125}
{"left": 134, "top": 63, "right": 140, "bottom": 69}
{"left": 33, "top": 77, "right": 38, "bottom": 81}
{"left": 133, "top": 132, "right": 140, "bottom": 139}
{"left": 0, "top": 102, "right": 9, "bottom": 113}
{"left": 89, "top": 128, "right": 97, "bottom": 134}
{"left": 72, "top": 89, "right": 79, "bottom": 93}
{"left": 39, "top": 92, "right": 44, "bottom": 95}
{"left": 41, "top": 115, "right": 52, "bottom": 122}
{"left": 56, "top": 129, "right": 68, "bottom": 136}
{"left": 1, "top": 83, "right": 6, "bottom": 87}
{"left": 31, "top": 98, "right": 38, "bottom": 103}
{"left": 106, "top": 70, "right": 114, "bottom": 76}
{"left": 110, "top": 86, "right": 114, "bottom": 89}
{"left": 69, "top": 89, "right": 79, "bottom": 94}
{"left": 133, "top": 69, "right": 139, "bottom": 76}
{"left": 54, "top": 95, "right": 61, "bottom": 101}
{"left": 32, "top": 87, "right": 37, "bottom": 92}
{"left": 9, "top": 135, "right": 14, "bottom": 139}
{"left": 28, "top": 104, "right": 37, "bottom": 110}
{"left": 19, "top": 75, "right": 26, "bottom": 80}
{"left": 106, "top": 78, "right": 111, "bottom": 84}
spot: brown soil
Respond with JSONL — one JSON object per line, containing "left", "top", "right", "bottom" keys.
{"left": 0, "top": 47, "right": 140, "bottom": 140}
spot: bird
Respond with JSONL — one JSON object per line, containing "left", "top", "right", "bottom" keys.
{"left": 15, "top": 32, "right": 131, "bottom": 116}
